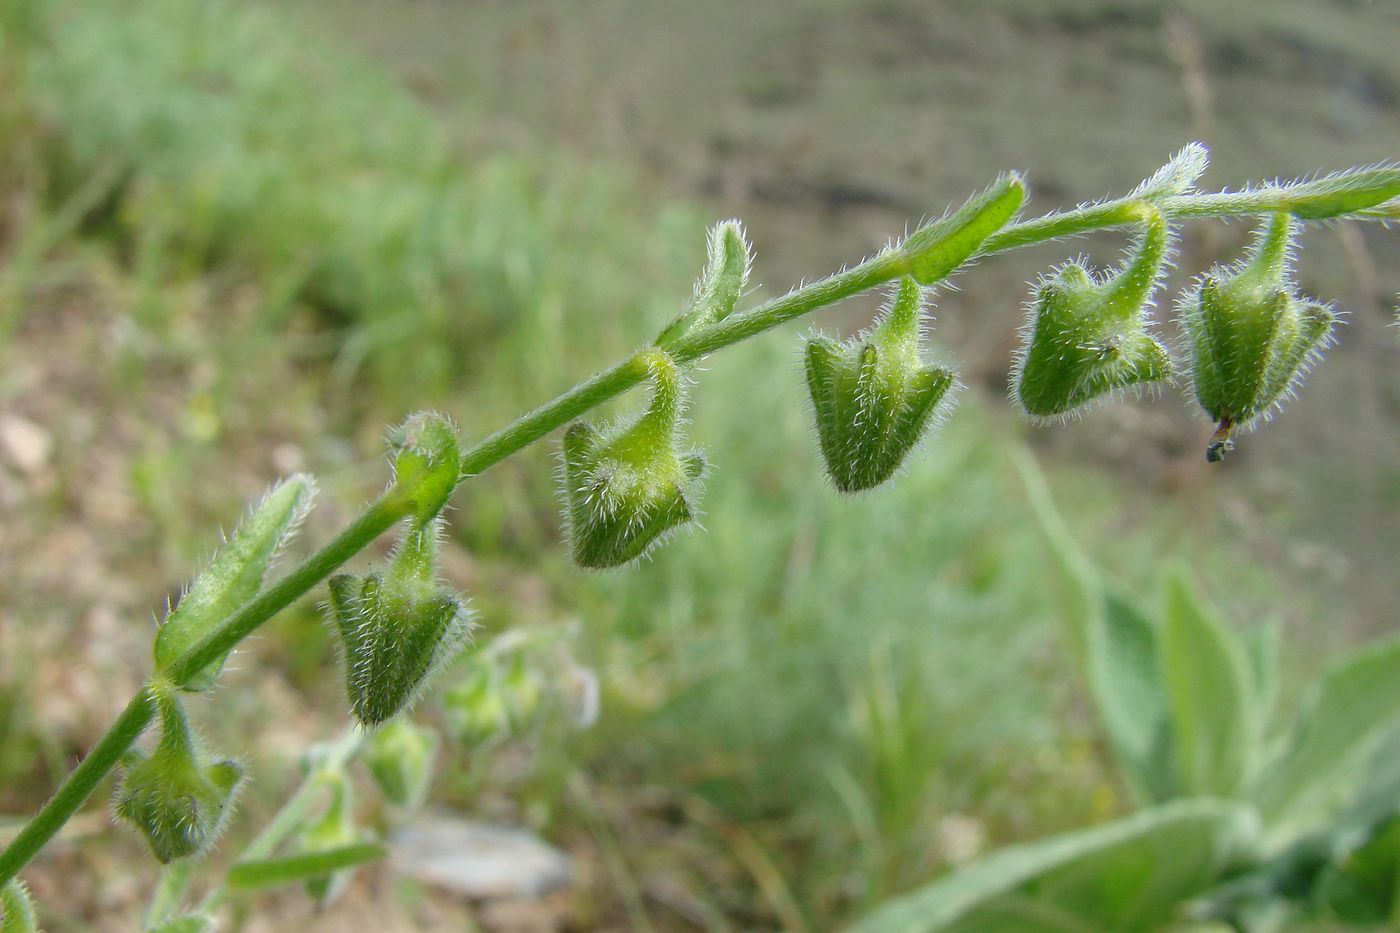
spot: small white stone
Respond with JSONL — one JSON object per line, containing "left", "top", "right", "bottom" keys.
{"left": 0, "top": 414, "right": 52, "bottom": 474}
{"left": 389, "top": 812, "right": 572, "bottom": 900}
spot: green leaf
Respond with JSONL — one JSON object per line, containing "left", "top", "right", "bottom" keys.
{"left": 1160, "top": 569, "right": 1256, "bottom": 797}
{"left": 901, "top": 173, "right": 1025, "bottom": 285}
{"left": 146, "top": 915, "right": 217, "bottom": 933}
{"left": 1252, "top": 634, "right": 1400, "bottom": 848}
{"left": 848, "top": 800, "right": 1257, "bottom": 933}
{"left": 1280, "top": 164, "right": 1400, "bottom": 220}
{"left": 1013, "top": 449, "right": 1176, "bottom": 802}
{"left": 226, "top": 843, "right": 385, "bottom": 893}
{"left": 1313, "top": 817, "right": 1400, "bottom": 926}
{"left": 1131, "top": 143, "right": 1210, "bottom": 200}
{"left": 656, "top": 220, "right": 752, "bottom": 347}
{"left": 154, "top": 474, "right": 316, "bottom": 690}
{"left": 1242, "top": 620, "right": 1281, "bottom": 729}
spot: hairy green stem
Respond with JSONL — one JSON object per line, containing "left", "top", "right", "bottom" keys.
{"left": 0, "top": 688, "right": 155, "bottom": 884}
{"left": 164, "top": 492, "right": 410, "bottom": 686}
{"left": 3, "top": 165, "right": 1395, "bottom": 888}
{"left": 198, "top": 727, "right": 364, "bottom": 912}
{"left": 0, "top": 496, "right": 408, "bottom": 887}
{"left": 458, "top": 249, "right": 911, "bottom": 477}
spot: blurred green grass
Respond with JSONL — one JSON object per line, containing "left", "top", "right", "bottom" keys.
{"left": 0, "top": 0, "right": 1391, "bottom": 928}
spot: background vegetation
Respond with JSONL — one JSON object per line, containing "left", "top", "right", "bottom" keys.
{"left": 1, "top": 0, "right": 1397, "bottom": 928}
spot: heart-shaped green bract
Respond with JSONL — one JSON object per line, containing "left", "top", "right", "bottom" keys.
{"left": 560, "top": 351, "right": 707, "bottom": 569}
{"left": 1013, "top": 206, "right": 1174, "bottom": 420}
{"left": 804, "top": 276, "right": 956, "bottom": 493}
{"left": 327, "top": 519, "right": 473, "bottom": 727}
{"left": 113, "top": 690, "right": 244, "bottom": 863}
{"left": 1180, "top": 213, "right": 1336, "bottom": 461}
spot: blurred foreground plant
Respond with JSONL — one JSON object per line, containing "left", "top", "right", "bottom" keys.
{"left": 850, "top": 454, "right": 1400, "bottom": 932}
{"left": 3, "top": 141, "right": 1400, "bottom": 930}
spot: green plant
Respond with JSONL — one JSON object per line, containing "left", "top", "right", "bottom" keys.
{"left": 850, "top": 455, "right": 1400, "bottom": 932}
{"left": 2, "top": 126, "right": 1399, "bottom": 926}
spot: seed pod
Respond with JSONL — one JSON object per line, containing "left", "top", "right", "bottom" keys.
{"left": 1013, "top": 204, "right": 1174, "bottom": 419}
{"left": 388, "top": 411, "right": 461, "bottom": 522}
{"left": 295, "top": 773, "right": 359, "bottom": 907}
{"left": 1, "top": 880, "right": 38, "bottom": 933}
{"left": 560, "top": 350, "right": 707, "bottom": 569}
{"left": 1180, "top": 213, "right": 1336, "bottom": 461}
{"left": 154, "top": 475, "right": 316, "bottom": 690}
{"left": 113, "top": 689, "right": 244, "bottom": 863}
{"left": 804, "top": 277, "right": 956, "bottom": 493}
{"left": 327, "top": 519, "right": 474, "bottom": 727}
{"left": 656, "top": 220, "right": 752, "bottom": 347}
{"left": 364, "top": 718, "right": 439, "bottom": 810}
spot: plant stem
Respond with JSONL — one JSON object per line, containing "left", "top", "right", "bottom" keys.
{"left": 458, "top": 249, "right": 910, "bottom": 477}
{"left": 0, "top": 496, "right": 409, "bottom": 887}
{"left": 145, "top": 860, "right": 195, "bottom": 929}
{"left": 198, "top": 726, "right": 364, "bottom": 912}
{"left": 0, "top": 687, "right": 155, "bottom": 885}
{"left": 164, "top": 491, "right": 410, "bottom": 687}
{"left": 3, "top": 167, "right": 1395, "bottom": 887}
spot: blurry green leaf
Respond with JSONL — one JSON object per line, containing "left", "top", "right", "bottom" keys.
{"left": 1243, "top": 620, "right": 1281, "bottom": 731}
{"left": 1313, "top": 817, "right": 1400, "bottom": 926}
{"left": 1347, "top": 724, "right": 1400, "bottom": 829}
{"left": 901, "top": 173, "right": 1025, "bottom": 285}
{"left": 146, "top": 914, "right": 217, "bottom": 933}
{"left": 1131, "top": 142, "right": 1210, "bottom": 200}
{"left": 849, "top": 800, "right": 1257, "bottom": 933}
{"left": 1252, "top": 634, "right": 1400, "bottom": 848}
{"left": 226, "top": 843, "right": 385, "bottom": 893}
{"left": 1161, "top": 569, "right": 1256, "bottom": 797}
{"left": 1, "top": 880, "right": 38, "bottom": 933}
{"left": 1014, "top": 449, "right": 1175, "bottom": 802}
{"left": 154, "top": 475, "right": 316, "bottom": 690}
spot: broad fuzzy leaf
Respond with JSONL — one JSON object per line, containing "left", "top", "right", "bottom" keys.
{"left": 1252, "top": 634, "right": 1400, "bottom": 849}
{"left": 849, "top": 800, "right": 1256, "bottom": 933}
{"left": 1014, "top": 449, "right": 1176, "bottom": 803}
{"left": 1160, "top": 569, "right": 1257, "bottom": 797}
